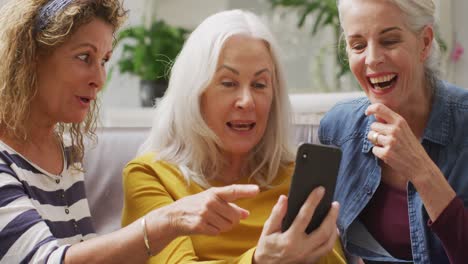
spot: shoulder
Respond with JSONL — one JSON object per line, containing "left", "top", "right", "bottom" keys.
{"left": 271, "top": 162, "right": 294, "bottom": 186}
{"left": 437, "top": 82, "right": 468, "bottom": 142}
{"left": 319, "top": 97, "right": 370, "bottom": 146}
{"left": 442, "top": 82, "right": 468, "bottom": 114}
{"left": 440, "top": 81, "right": 468, "bottom": 104}
{"left": 123, "top": 152, "right": 184, "bottom": 184}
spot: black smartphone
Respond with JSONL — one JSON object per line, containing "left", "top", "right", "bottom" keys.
{"left": 281, "top": 143, "right": 342, "bottom": 234}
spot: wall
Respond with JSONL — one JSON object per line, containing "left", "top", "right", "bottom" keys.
{"left": 0, "top": 0, "right": 467, "bottom": 112}
{"left": 452, "top": 0, "right": 468, "bottom": 86}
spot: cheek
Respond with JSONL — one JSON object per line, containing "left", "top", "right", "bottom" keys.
{"left": 257, "top": 95, "right": 273, "bottom": 120}
{"left": 202, "top": 96, "right": 227, "bottom": 128}
{"left": 348, "top": 55, "right": 364, "bottom": 80}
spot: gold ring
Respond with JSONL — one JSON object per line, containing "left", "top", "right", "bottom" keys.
{"left": 372, "top": 132, "right": 379, "bottom": 144}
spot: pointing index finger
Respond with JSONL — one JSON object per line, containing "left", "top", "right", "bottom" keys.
{"left": 214, "top": 184, "right": 259, "bottom": 202}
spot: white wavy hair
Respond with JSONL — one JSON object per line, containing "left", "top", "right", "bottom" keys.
{"left": 337, "top": 0, "right": 441, "bottom": 86}
{"left": 138, "top": 9, "right": 295, "bottom": 188}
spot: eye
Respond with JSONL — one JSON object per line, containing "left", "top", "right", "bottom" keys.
{"left": 221, "top": 80, "right": 236, "bottom": 88}
{"left": 381, "top": 39, "right": 400, "bottom": 46}
{"left": 252, "top": 82, "right": 266, "bottom": 89}
{"left": 77, "top": 54, "right": 89, "bottom": 62}
{"left": 351, "top": 43, "right": 366, "bottom": 52}
{"left": 101, "top": 58, "right": 109, "bottom": 66}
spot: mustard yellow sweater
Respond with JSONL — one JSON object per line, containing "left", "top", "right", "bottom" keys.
{"left": 121, "top": 153, "right": 346, "bottom": 263}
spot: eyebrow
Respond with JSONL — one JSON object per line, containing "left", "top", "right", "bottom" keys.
{"left": 72, "top": 43, "right": 97, "bottom": 52}
{"left": 380, "top": 27, "right": 402, "bottom": 34}
{"left": 347, "top": 26, "right": 403, "bottom": 39}
{"left": 71, "top": 43, "right": 113, "bottom": 54}
{"left": 217, "top": 64, "right": 271, "bottom": 76}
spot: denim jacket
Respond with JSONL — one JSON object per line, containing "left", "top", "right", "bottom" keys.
{"left": 319, "top": 80, "right": 468, "bottom": 263}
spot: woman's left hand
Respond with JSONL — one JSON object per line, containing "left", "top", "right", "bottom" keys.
{"left": 365, "top": 103, "right": 430, "bottom": 182}
{"left": 365, "top": 102, "right": 457, "bottom": 221}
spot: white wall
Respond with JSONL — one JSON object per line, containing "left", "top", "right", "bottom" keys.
{"left": 452, "top": 0, "right": 468, "bottom": 86}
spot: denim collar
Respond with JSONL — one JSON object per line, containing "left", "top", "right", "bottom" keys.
{"left": 361, "top": 80, "right": 451, "bottom": 153}
{"left": 362, "top": 114, "right": 375, "bottom": 153}
{"left": 422, "top": 80, "right": 452, "bottom": 146}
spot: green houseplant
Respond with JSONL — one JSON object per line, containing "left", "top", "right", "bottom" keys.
{"left": 115, "top": 20, "right": 189, "bottom": 106}
{"left": 268, "top": 0, "right": 349, "bottom": 79}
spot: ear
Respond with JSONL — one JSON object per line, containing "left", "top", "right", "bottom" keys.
{"left": 420, "top": 25, "right": 434, "bottom": 62}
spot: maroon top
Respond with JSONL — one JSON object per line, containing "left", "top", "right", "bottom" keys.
{"left": 360, "top": 182, "right": 413, "bottom": 260}
{"left": 360, "top": 181, "right": 468, "bottom": 264}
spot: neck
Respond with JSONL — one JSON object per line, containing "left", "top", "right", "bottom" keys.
{"left": 0, "top": 114, "right": 58, "bottom": 151}
{"left": 215, "top": 153, "right": 248, "bottom": 185}
{"left": 398, "top": 80, "right": 433, "bottom": 138}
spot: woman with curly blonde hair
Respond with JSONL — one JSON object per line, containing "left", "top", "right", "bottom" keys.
{"left": 0, "top": 1, "right": 260, "bottom": 263}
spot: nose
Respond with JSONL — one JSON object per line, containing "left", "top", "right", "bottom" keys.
{"left": 235, "top": 86, "right": 255, "bottom": 110}
{"left": 365, "top": 42, "right": 385, "bottom": 68}
{"left": 89, "top": 63, "right": 106, "bottom": 91}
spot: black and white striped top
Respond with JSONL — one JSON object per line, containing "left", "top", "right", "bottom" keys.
{"left": 0, "top": 141, "right": 95, "bottom": 263}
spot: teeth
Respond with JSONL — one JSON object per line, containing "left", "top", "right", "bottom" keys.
{"left": 228, "top": 122, "right": 255, "bottom": 131}
{"left": 369, "top": 74, "right": 396, "bottom": 84}
{"left": 232, "top": 126, "right": 251, "bottom": 131}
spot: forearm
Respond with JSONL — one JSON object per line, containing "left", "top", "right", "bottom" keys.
{"left": 411, "top": 159, "right": 456, "bottom": 221}
{"left": 429, "top": 197, "right": 468, "bottom": 264}
{"left": 65, "top": 212, "right": 176, "bottom": 264}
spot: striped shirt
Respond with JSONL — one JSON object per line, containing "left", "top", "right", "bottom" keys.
{"left": 0, "top": 140, "right": 95, "bottom": 263}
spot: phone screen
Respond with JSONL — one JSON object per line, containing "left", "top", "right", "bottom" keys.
{"left": 281, "top": 143, "right": 342, "bottom": 234}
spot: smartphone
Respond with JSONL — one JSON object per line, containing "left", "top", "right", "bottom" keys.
{"left": 281, "top": 143, "right": 342, "bottom": 234}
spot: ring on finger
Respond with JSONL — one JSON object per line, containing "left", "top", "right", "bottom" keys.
{"left": 372, "top": 132, "right": 380, "bottom": 145}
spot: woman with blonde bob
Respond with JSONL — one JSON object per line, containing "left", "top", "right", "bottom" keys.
{"left": 0, "top": 1, "right": 260, "bottom": 263}
{"left": 122, "top": 9, "right": 346, "bottom": 263}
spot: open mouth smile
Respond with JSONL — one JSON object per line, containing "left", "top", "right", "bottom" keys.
{"left": 368, "top": 73, "right": 398, "bottom": 90}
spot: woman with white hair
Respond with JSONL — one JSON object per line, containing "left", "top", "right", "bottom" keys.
{"left": 121, "top": 9, "right": 346, "bottom": 263}
{"left": 0, "top": 0, "right": 262, "bottom": 263}
{"left": 319, "top": 0, "right": 468, "bottom": 263}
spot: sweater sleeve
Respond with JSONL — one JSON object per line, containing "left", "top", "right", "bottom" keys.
{"left": 0, "top": 172, "right": 70, "bottom": 264}
{"left": 428, "top": 196, "right": 468, "bottom": 264}
{"left": 120, "top": 158, "right": 259, "bottom": 264}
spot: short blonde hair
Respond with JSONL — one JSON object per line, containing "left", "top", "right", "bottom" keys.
{"left": 139, "top": 10, "right": 295, "bottom": 188}
{"left": 0, "top": 0, "right": 127, "bottom": 162}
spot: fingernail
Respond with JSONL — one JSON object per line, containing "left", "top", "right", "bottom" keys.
{"left": 248, "top": 185, "right": 259, "bottom": 191}
{"left": 278, "top": 195, "right": 286, "bottom": 203}
{"left": 241, "top": 210, "right": 250, "bottom": 219}
{"left": 317, "top": 186, "right": 325, "bottom": 196}
{"left": 332, "top": 201, "right": 340, "bottom": 209}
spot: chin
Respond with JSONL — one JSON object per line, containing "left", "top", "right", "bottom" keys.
{"left": 63, "top": 114, "right": 88, "bottom": 124}
{"left": 225, "top": 144, "right": 257, "bottom": 156}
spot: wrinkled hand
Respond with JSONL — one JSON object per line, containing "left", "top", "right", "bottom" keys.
{"left": 365, "top": 103, "right": 431, "bottom": 182}
{"left": 158, "top": 184, "right": 260, "bottom": 237}
{"left": 254, "top": 187, "right": 340, "bottom": 264}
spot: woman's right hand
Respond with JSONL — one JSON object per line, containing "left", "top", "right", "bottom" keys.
{"left": 146, "top": 184, "right": 260, "bottom": 238}
{"left": 254, "top": 187, "right": 340, "bottom": 264}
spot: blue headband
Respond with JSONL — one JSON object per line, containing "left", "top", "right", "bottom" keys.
{"left": 35, "top": 0, "right": 74, "bottom": 33}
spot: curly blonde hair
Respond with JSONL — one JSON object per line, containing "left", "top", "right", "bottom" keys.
{"left": 0, "top": 0, "right": 127, "bottom": 163}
